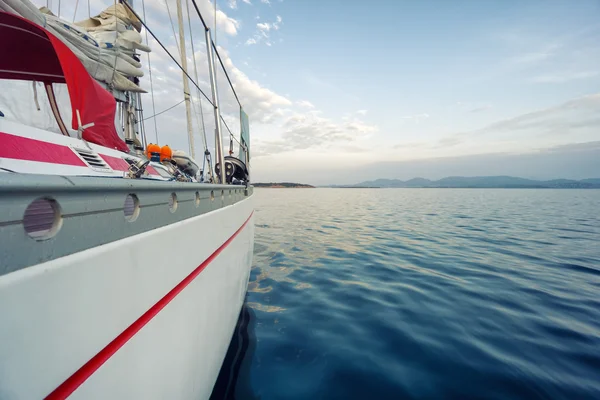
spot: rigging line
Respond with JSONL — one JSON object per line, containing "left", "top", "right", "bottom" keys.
{"left": 214, "top": 0, "right": 217, "bottom": 48}
{"left": 164, "top": 0, "right": 182, "bottom": 58}
{"left": 219, "top": 116, "right": 246, "bottom": 150}
{"left": 189, "top": 0, "right": 209, "bottom": 30}
{"left": 138, "top": 97, "right": 148, "bottom": 149}
{"left": 73, "top": 0, "right": 79, "bottom": 22}
{"left": 142, "top": 99, "right": 185, "bottom": 121}
{"left": 87, "top": 0, "right": 90, "bottom": 18}
{"left": 121, "top": 1, "right": 216, "bottom": 109}
{"left": 211, "top": 41, "right": 241, "bottom": 108}
{"left": 185, "top": 0, "right": 208, "bottom": 153}
{"left": 141, "top": 0, "right": 159, "bottom": 143}
{"left": 219, "top": 115, "right": 245, "bottom": 150}
{"left": 109, "top": 0, "right": 118, "bottom": 87}
{"left": 188, "top": 0, "right": 241, "bottom": 107}
{"left": 226, "top": 123, "right": 247, "bottom": 151}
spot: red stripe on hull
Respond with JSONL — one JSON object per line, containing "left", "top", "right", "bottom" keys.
{"left": 146, "top": 165, "right": 159, "bottom": 175}
{"left": 99, "top": 154, "right": 129, "bottom": 171}
{"left": 0, "top": 132, "right": 86, "bottom": 166}
{"left": 45, "top": 211, "right": 254, "bottom": 400}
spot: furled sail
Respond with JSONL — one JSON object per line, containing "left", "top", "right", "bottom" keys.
{"left": 0, "top": 0, "right": 150, "bottom": 93}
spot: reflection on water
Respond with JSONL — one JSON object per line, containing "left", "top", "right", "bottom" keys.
{"left": 210, "top": 303, "right": 259, "bottom": 400}
{"left": 212, "top": 189, "right": 600, "bottom": 400}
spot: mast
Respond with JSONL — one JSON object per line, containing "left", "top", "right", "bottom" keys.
{"left": 205, "top": 28, "right": 226, "bottom": 184}
{"left": 176, "top": 0, "right": 196, "bottom": 160}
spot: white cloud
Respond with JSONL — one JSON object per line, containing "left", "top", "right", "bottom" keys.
{"left": 436, "top": 94, "right": 600, "bottom": 149}
{"left": 260, "top": 0, "right": 271, "bottom": 4}
{"left": 257, "top": 22, "right": 271, "bottom": 32}
{"left": 531, "top": 71, "right": 599, "bottom": 83}
{"left": 248, "top": 16, "right": 282, "bottom": 45}
{"left": 144, "top": 0, "right": 240, "bottom": 36}
{"left": 456, "top": 102, "right": 493, "bottom": 113}
{"left": 228, "top": 0, "right": 237, "bottom": 9}
{"left": 254, "top": 112, "right": 377, "bottom": 157}
{"left": 400, "top": 113, "right": 430, "bottom": 123}
{"left": 242, "top": 0, "right": 252, "bottom": 4}
{"left": 297, "top": 100, "right": 315, "bottom": 109}
{"left": 357, "top": 109, "right": 367, "bottom": 116}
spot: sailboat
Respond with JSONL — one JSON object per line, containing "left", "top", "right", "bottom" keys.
{"left": 0, "top": 0, "right": 254, "bottom": 399}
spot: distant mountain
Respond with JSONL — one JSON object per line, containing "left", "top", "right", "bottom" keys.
{"left": 254, "top": 182, "right": 315, "bottom": 188}
{"left": 338, "top": 176, "right": 600, "bottom": 189}
{"left": 581, "top": 178, "right": 600, "bottom": 185}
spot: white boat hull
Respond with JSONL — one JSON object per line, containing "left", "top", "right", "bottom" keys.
{"left": 0, "top": 196, "right": 254, "bottom": 400}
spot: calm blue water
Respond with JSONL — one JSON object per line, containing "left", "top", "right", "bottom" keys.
{"left": 212, "top": 189, "right": 600, "bottom": 400}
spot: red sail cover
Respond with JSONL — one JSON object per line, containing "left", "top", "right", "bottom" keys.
{"left": 0, "top": 12, "right": 128, "bottom": 152}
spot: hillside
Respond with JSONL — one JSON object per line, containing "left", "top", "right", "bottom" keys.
{"left": 339, "top": 176, "right": 600, "bottom": 189}
{"left": 254, "top": 182, "right": 315, "bottom": 188}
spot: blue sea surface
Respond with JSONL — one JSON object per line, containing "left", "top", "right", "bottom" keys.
{"left": 211, "top": 188, "right": 600, "bottom": 400}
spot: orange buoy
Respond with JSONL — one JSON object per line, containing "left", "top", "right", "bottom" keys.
{"left": 147, "top": 143, "right": 161, "bottom": 161}
{"left": 160, "top": 145, "right": 173, "bottom": 162}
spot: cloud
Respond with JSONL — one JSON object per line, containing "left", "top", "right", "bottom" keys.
{"left": 400, "top": 113, "right": 430, "bottom": 123}
{"left": 478, "top": 94, "right": 600, "bottom": 133}
{"left": 508, "top": 50, "right": 557, "bottom": 66}
{"left": 260, "top": 0, "right": 271, "bottom": 4}
{"left": 357, "top": 109, "right": 367, "bottom": 116}
{"left": 144, "top": 0, "right": 240, "bottom": 36}
{"left": 297, "top": 100, "right": 315, "bottom": 109}
{"left": 468, "top": 105, "right": 492, "bottom": 113}
{"left": 257, "top": 22, "right": 271, "bottom": 32}
{"left": 435, "top": 93, "right": 600, "bottom": 149}
{"left": 531, "top": 71, "right": 599, "bottom": 83}
{"left": 242, "top": 0, "right": 252, "bottom": 4}
{"left": 455, "top": 101, "right": 493, "bottom": 113}
{"left": 227, "top": 0, "right": 237, "bottom": 9}
{"left": 254, "top": 112, "right": 377, "bottom": 157}
{"left": 246, "top": 16, "right": 282, "bottom": 45}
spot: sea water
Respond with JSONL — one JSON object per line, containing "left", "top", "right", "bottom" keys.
{"left": 212, "top": 188, "right": 600, "bottom": 400}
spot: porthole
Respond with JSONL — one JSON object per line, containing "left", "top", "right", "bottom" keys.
{"left": 23, "top": 197, "right": 62, "bottom": 240}
{"left": 124, "top": 194, "right": 140, "bottom": 222}
{"left": 210, "top": 190, "right": 215, "bottom": 201}
{"left": 195, "top": 191, "right": 201, "bottom": 207}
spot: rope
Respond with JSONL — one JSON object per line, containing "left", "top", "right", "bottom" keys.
{"left": 142, "top": 99, "right": 185, "bottom": 121}
{"left": 185, "top": 0, "right": 209, "bottom": 155}
{"left": 214, "top": 0, "right": 217, "bottom": 47}
{"left": 165, "top": 0, "right": 182, "bottom": 59}
{"left": 188, "top": 1, "right": 241, "bottom": 108}
{"left": 142, "top": 0, "right": 160, "bottom": 142}
{"left": 109, "top": 0, "right": 118, "bottom": 87}
{"left": 121, "top": 1, "right": 215, "bottom": 108}
{"left": 87, "top": 0, "right": 90, "bottom": 18}
{"left": 211, "top": 41, "right": 241, "bottom": 107}
{"left": 73, "top": 0, "right": 79, "bottom": 22}
{"left": 219, "top": 116, "right": 246, "bottom": 151}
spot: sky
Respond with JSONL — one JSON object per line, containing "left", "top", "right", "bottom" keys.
{"left": 37, "top": 0, "right": 600, "bottom": 184}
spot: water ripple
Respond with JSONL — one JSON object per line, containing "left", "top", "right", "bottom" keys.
{"left": 212, "top": 189, "right": 600, "bottom": 400}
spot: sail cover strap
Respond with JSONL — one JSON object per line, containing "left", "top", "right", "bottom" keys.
{"left": 45, "top": 83, "right": 69, "bottom": 136}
